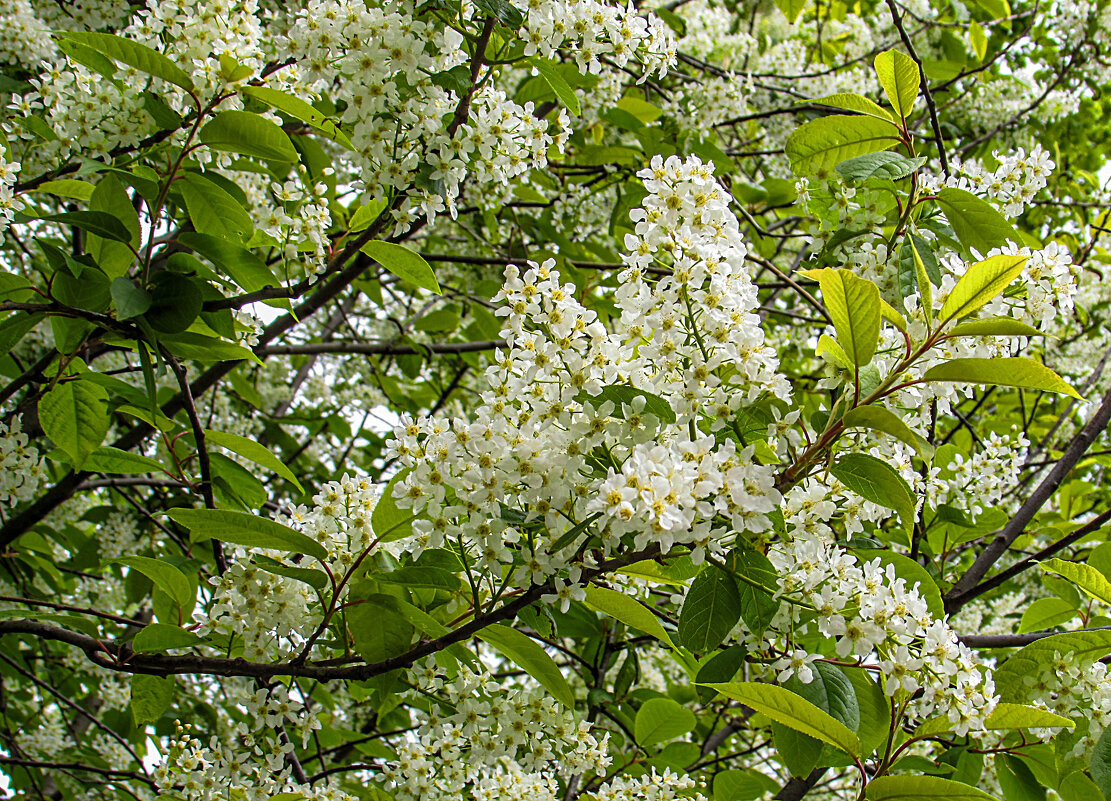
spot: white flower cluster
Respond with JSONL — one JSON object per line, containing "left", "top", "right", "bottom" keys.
{"left": 389, "top": 156, "right": 787, "bottom": 592}
{"left": 924, "top": 430, "right": 1030, "bottom": 520}
{"left": 521, "top": 0, "right": 676, "bottom": 78}
{"left": 1015, "top": 650, "right": 1111, "bottom": 759}
{"left": 589, "top": 770, "right": 708, "bottom": 801}
{"left": 0, "top": 153, "right": 23, "bottom": 231}
{"left": 769, "top": 534, "right": 998, "bottom": 735}
{"left": 385, "top": 661, "right": 612, "bottom": 800}
{"left": 0, "top": 0, "right": 54, "bottom": 67}
{"left": 154, "top": 689, "right": 337, "bottom": 801}
{"left": 946, "top": 146, "right": 1056, "bottom": 218}
{"left": 0, "top": 417, "right": 46, "bottom": 510}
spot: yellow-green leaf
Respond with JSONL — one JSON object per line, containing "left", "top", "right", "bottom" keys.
{"left": 922, "top": 357, "right": 1081, "bottom": 399}
{"left": 785, "top": 115, "right": 901, "bottom": 176}
{"left": 1039, "top": 558, "right": 1111, "bottom": 605}
{"left": 700, "top": 682, "right": 860, "bottom": 757}
{"left": 874, "top": 49, "right": 920, "bottom": 119}
{"left": 984, "top": 702, "right": 1074, "bottom": 731}
{"left": 939, "top": 254, "right": 1027, "bottom": 324}
{"left": 811, "top": 93, "right": 897, "bottom": 122}
{"left": 866, "top": 775, "right": 1000, "bottom": 801}
{"left": 842, "top": 406, "right": 934, "bottom": 459}
{"left": 583, "top": 585, "right": 672, "bottom": 646}
{"left": 817, "top": 269, "right": 881, "bottom": 366}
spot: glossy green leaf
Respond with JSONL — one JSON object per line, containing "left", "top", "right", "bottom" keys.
{"left": 635, "top": 697, "right": 696, "bottom": 746}
{"left": 922, "top": 358, "right": 1081, "bottom": 399}
{"left": 84, "top": 446, "right": 165, "bottom": 475}
{"left": 1039, "top": 558, "right": 1111, "bottom": 605}
{"left": 477, "top": 624, "right": 575, "bottom": 709}
{"left": 160, "top": 331, "right": 262, "bottom": 365}
{"left": 131, "top": 674, "right": 176, "bottom": 726}
{"left": 830, "top": 452, "right": 916, "bottom": 532}
{"left": 242, "top": 86, "right": 353, "bottom": 148}
{"left": 866, "top": 775, "right": 1000, "bottom": 800}
{"left": 132, "top": 622, "right": 203, "bottom": 653}
{"left": 360, "top": 241, "right": 441, "bottom": 295}
{"left": 41, "top": 211, "right": 131, "bottom": 243}
{"left": 529, "top": 58, "right": 580, "bottom": 116}
{"left": 1017, "top": 596, "right": 1077, "bottom": 634}
{"left": 940, "top": 254, "right": 1027, "bottom": 324}
{"left": 205, "top": 429, "right": 304, "bottom": 493}
{"left": 842, "top": 405, "right": 934, "bottom": 459}
{"left": 811, "top": 93, "right": 896, "bottom": 122}
{"left": 199, "top": 110, "right": 298, "bottom": 162}
{"left": 677, "top": 565, "right": 742, "bottom": 652}
{"left": 62, "top": 32, "right": 194, "bottom": 92}
{"left": 730, "top": 549, "right": 780, "bottom": 640}
{"left": 701, "top": 682, "right": 861, "bottom": 757}
{"left": 816, "top": 268, "right": 881, "bottom": 366}
{"left": 936, "top": 187, "right": 1019, "bottom": 253}
{"left": 949, "top": 317, "right": 1045, "bottom": 337}
{"left": 785, "top": 115, "right": 901, "bottom": 176}
{"left": 116, "top": 556, "right": 193, "bottom": 610}
{"left": 179, "top": 172, "right": 255, "bottom": 240}
{"left": 874, "top": 49, "right": 920, "bottom": 119}
{"left": 836, "top": 151, "right": 925, "bottom": 184}
{"left": 38, "top": 380, "right": 110, "bottom": 469}
{"left": 348, "top": 595, "right": 415, "bottom": 663}
{"left": 111, "top": 277, "right": 152, "bottom": 319}
{"left": 984, "top": 702, "right": 1074, "bottom": 731}
{"left": 166, "top": 508, "right": 329, "bottom": 562}
{"left": 583, "top": 585, "right": 671, "bottom": 645}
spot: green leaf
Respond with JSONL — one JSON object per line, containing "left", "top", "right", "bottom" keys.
{"left": 836, "top": 152, "right": 926, "bottom": 184}
{"left": 1091, "top": 727, "right": 1111, "bottom": 801}
{"left": 701, "top": 682, "right": 861, "bottom": 757}
{"left": 62, "top": 32, "right": 194, "bottom": 92}
{"left": 773, "top": 0, "right": 807, "bottom": 22}
{"left": 242, "top": 86, "right": 353, "bottom": 149}
{"left": 922, "top": 358, "right": 1081, "bottom": 400}
{"left": 949, "top": 317, "right": 1045, "bottom": 337}
{"left": 830, "top": 452, "right": 916, "bottom": 532}
{"left": 785, "top": 115, "right": 901, "bottom": 176}
{"left": 132, "top": 622, "right": 203, "bottom": 653}
{"left": 476, "top": 624, "right": 575, "bottom": 708}
{"left": 969, "top": 21, "right": 988, "bottom": 61}
{"left": 984, "top": 703, "right": 1074, "bottom": 731}
{"left": 866, "top": 775, "right": 1000, "bottom": 800}
{"left": 730, "top": 549, "right": 780, "bottom": 640}
{"left": 874, "top": 49, "right": 920, "bottom": 119}
{"left": 160, "top": 331, "right": 262, "bottom": 365}
{"left": 1017, "top": 596, "right": 1077, "bottom": 634}
{"left": 842, "top": 406, "right": 934, "bottom": 459}
{"left": 205, "top": 429, "right": 304, "bottom": 493}
{"left": 816, "top": 268, "right": 881, "bottom": 366}
{"left": 677, "top": 565, "right": 742, "bottom": 652}
{"left": 179, "top": 173, "right": 255, "bottom": 240}
{"left": 940, "top": 254, "right": 1027, "bottom": 324}
{"left": 713, "top": 769, "right": 780, "bottom": 801}
{"left": 996, "top": 755, "right": 1045, "bottom": 801}
{"left": 473, "top": 0, "right": 524, "bottom": 27}
{"left": 634, "top": 697, "right": 696, "bottom": 747}
{"left": 811, "top": 93, "right": 896, "bottom": 122}
{"left": 773, "top": 661, "right": 860, "bottom": 776}
{"left": 897, "top": 234, "right": 937, "bottom": 309}
{"left": 38, "top": 380, "right": 110, "bottom": 469}
{"left": 87, "top": 175, "right": 141, "bottom": 278}
{"left": 695, "top": 645, "right": 747, "bottom": 703}
{"left": 583, "top": 585, "right": 671, "bottom": 645}
{"left": 936, "top": 187, "right": 1018, "bottom": 254}
{"left": 166, "top": 508, "right": 329, "bottom": 562}
{"left": 177, "top": 232, "right": 279, "bottom": 293}
{"left": 360, "top": 241, "right": 441, "bottom": 295}
{"left": 145, "top": 272, "right": 203, "bottom": 334}
{"left": 199, "top": 110, "right": 298, "bottom": 162}
{"left": 131, "top": 674, "right": 176, "bottom": 726}
{"left": 33, "top": 179, "right": 96, "bottom": 201}
{"left": 254, "top": 555, "right": 329, "bottom": 590}
{"left": 844, "top": 666, "right": 890, "bottom": 756}
{"left": 84, "top": 446, "right": 165, "bottom": 476}
{"left": 116, "top": 556, "right": 193, "bottom": 611}
{"left": 111, "top": 277, "right": 152, "bottom": 320}
{"left": 579, "top": 384, "right": 677, "bottom": 424}
{"left": 375, "top": 566, "right": 462, "bottom": 592}
{"left": 348, "top": 596, "right": 415, "bottom": 663}
{"left": 41, "top": 211, "right": 132, "bottom": 243}
{"left": 1039, "top": 558, "right": 1111, "bottom": 605}
{"left": 529, "top": 58, "right": 580, "bottom": 116}
{"left": 994, "top": 631, "right": 1111, "bottom": 702}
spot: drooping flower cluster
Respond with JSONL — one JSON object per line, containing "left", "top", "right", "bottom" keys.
{"left": 385, "top": 660, "right": 612, "bottom": 801}
{"left": 768, "top": 533, "right": 999, "bottom": 735}
{"left": 946, "top": 145, "right": 1056, "bottom": 218}
{"left": 0, "top": 417, "right": 46, "bottom": 510}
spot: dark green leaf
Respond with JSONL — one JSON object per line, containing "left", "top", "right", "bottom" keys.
{"left": 677, "top": 565, "right": 742, "bottom": 652}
